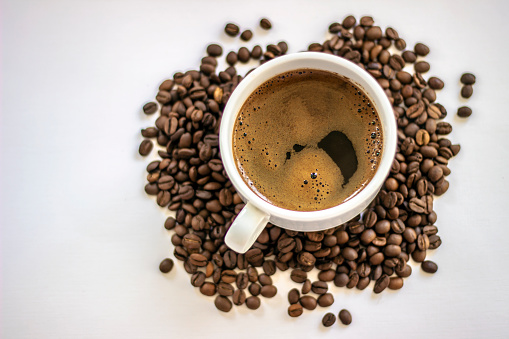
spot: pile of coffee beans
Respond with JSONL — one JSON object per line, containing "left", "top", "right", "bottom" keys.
{"left": 140, "top": 15, "right": 461, "bottom": 324}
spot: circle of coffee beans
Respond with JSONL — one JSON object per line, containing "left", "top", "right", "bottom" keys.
{"left": 141, "top": 14, "right": 461, "bottom": 325}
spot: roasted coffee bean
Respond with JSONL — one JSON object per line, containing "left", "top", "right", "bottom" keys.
{"left": 457, "top": 106, "right": 472, "bottom": 118}
{"left": 301, "top": 279, "right": 312, "bottom": 294}
{"left": 258, "top": 274, "right": 272, "bottom": 286}
{"left": 233, "top": 289, "right": 246, "bottom": 305}
{"left": 143, "top": 102, "right": 158, "bottom": 115}
{"left": 428, "top": 77, "right": 445, "bottom": 90}
{"left": 288, "top": 304, "right": 303, "bottom": 317}
{"left": 248, "top": 283, "right": 261, "bottom": 296}
{"left": 297, "top": 252, "right": 316, "bottom": 267}
{"left": 311, "top": 281, "right": 329, "bottom": 294}
{"left": 159, "top": 258, "right": 174, "bottom": 273}
{"left": 164, "top": 217, "right": 176, "bottom": 230}
{"left": 322, "top": 313, "right": 336, "bottom": 327}
{"left": 261, "top": 285, "right": 277, "bottom": 298}
{"left": 189, "top": 253, "right": 207, "bottom": 267}
{"left": 342, "top": 15, "right": 356, "bottom": 29}
{"left": 246, "top": 296, "right": 261, "bottom": 310}
{"left": 224, "top": 23, "right": 240, "bottom": 37}
{"left": 300, "top": 296, "right": 317, "bottom": 310}
{"left": 317, "top": 293, "right": 334, "bottom": 307}
{"left": 388, "top": 277, "right": 404, "bottom": 290}
{"left": 238, "top": 47, "right": 250, "bottom": 63}
{"left": 360, "top": 15, "right": 374, "bottom": 26}
{"left": 290, "top": 269, "right": 307, "bottom": 283}
{"left": 139, "top": 139, "right": 153, "bottom": 156}
{"left": 278, "top": 41, "right": 288, "bottom": 54}
{"left": 246, "top": 266, "right": 259, "bottom": 283}
{"left": 414, "top": 43, "right": 430, "bottom": 56}
{"left": 260, "top": 18, "right": 272, "bottom": 30}
{"left": 191, "top": 272, "right": 206, "bottom": 287}
{"left": 402, "top": 50, "right": 417, "bottom": 63}
{"left": 235, "top": 272, "right": 248, "bottom": 289}
{"left": 415, "top": 61, "right": 430, "bottom": 73}
{"left": 339, "top": 309, "right": 352, "bottom": 325}
{"left": 334, "top": 273, "right": 349, "bottom": 287}
{"left": 461, "top": 85, "right": 473, "bottom": 98}
{"left": 141, "top": 127, "right": 158, "bottom": 138}
{"left": 460, "top": 72, "right": 476, "bottom": 85}
{"left": 217, "top": 282, "right": 234, "bottom": 297}
{"left": 226, "top": 51, "right": 238, "bottom": 66}
{"left": 200, "top": 282, "right": 216, "bottom": 296}
{"left": 215, "top": 295, "right": 232, "bottom": 312}
{"left": 288, "top": 288, "right": 300, "bottom": 304}
{"left": 251, "top": 45, "right": 262, "bottom": 59}
{"left": 240, "top": 30, "right": 253, "bottom": 41}
{"left": 374, "top": 274, "right": 390, "bottom": 293}
{"left": 206, "top": 43, "right": 223, "bottom": 57}
{"left": 422, "top": 260, "right": 438, "bottom": 273}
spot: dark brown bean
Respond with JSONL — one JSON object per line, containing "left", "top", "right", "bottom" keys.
{"left": 460, "top": 73, "right": 476, "bottom": 85}
{"left": 339, "top": 309, "right": 352, "bottom": 325}
{"left": 288, "top": 304, "right": 303, "bottom": 317}
{"left": 240, "top": 30, "right": 253, "bottom": 41}
{"left": 422, "top": 260, "right": 438, "bottom": 273}
{"left": 415, "top": 43, "right": 430, "bottom": 56}
{"left": 159, "top": 258, "right": 174, "bottom": 273}
{"left": 224, "top": 23, "right": 239, "bottom": 37}
{"left": 461, "top": 85, "right": 473, "bottom": 98}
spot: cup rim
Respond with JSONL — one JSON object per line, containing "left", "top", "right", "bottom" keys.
{"left": 219, "top": 52, "right": 397, "bottom": 222}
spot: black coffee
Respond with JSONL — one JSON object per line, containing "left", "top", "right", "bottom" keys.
{"left": 232, "top": 68, "right": 383, "bottom": 211}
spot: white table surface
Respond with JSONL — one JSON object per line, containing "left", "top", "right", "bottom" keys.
{"left": 2, "top": 0, "right": 509, "bottom": 338}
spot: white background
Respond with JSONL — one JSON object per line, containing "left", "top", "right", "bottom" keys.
{"left": 2, "top": 0, "right": 509, "bottom": 338}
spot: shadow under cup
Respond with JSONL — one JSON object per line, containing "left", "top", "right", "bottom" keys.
{"left": 220, "top": 52, "right": 397, "bottom": 253}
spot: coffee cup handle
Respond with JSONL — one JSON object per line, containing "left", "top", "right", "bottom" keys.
{"left": 225, "top": 202, "right": 270, "bottom": 254}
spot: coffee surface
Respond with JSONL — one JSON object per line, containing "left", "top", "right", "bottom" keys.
{"left": 232, "top": 69, "right": 383, "bottom": 211}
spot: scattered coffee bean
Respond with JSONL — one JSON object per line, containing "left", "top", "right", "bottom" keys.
{"left": 233, "top": 289, "right": 246, "bottom": 306}
{"left": 225, "top": 23, "right": 240, "bottom": 37}
{"left": 215, "top": 295, "right": 232, "bottom": 312}
{"left": 317, "top": 293, "right": 334, "bottom": 307}
{"left": 460, "top": 72, "right": 476, "bottom": 85}
{"left": 240, "top": 30, "right": 253, "bottom": 41}
{"left": 339, "top": 309, "right": 352, "bottom": 325}
{"left": 246, "top": 296, "right": 261, "bottom": 310}
{"left": 415, "top": 61, "right": 430, "bottom": 73}
{"left": 322, "top": 313, "right": 336, "bottom": 327}
{"left": 428, "top": 77, "right": 444, "bottom": 90}
{"left": 143, "top": 102, "right": 158, "bottom": 115}
{"left": 159, "top": 258, "right": 174, "bottom": 273}
{"left": 288, "top": 288, "right": 300, "bottom": 304}
{"left": 461, "top": 85, "right": 473, "bottom": 98}
{"left": 139, "top": 139, "right": 153, "bottom": 156}
{"left": 238, "top": 47, "right": 250, "bottom": 63}
{"left": 415, "top": 43, "right": 430, "bottom": 56}
{"left": 301, "top": 279, "right": 311, "bottom": 294}
{"left": 457, "top": 106, "right": 472, "bottom": 118}
{"left": 288, "top": 304, "right": 303, "bottom": 317}
{"left": 291, "top": 269, "right": 307, "bottom": 283}
{"left": 206, "top": 43, "right": 223, "bottom": 57}
{"left": 421, "top": 260, "right": 438, "bottom": 273}
{"left": 311, "top": 281, "right": 328, "bottom": 294}
{"left": 260, "top": 18, "right": 272, "bottom": 30}
{"left": 260, "top": 285, "right": 277, "bottom": 298}
{"left": 226, "top": 51, "right": 238, "bottom": 66}
{"left": 251, "top": 45, "right": 262, "bottom": 59}
{"left": 300, "top": 296, "right": 317, "bottom": 310}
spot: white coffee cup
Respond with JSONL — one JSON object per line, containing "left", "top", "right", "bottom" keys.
{"left": 220, "top": 52, "right": 397, "bottom": 253}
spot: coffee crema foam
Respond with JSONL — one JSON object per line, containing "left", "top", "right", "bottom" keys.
{"left": 232, "top": 69, "right": 383, "bottom": 211}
